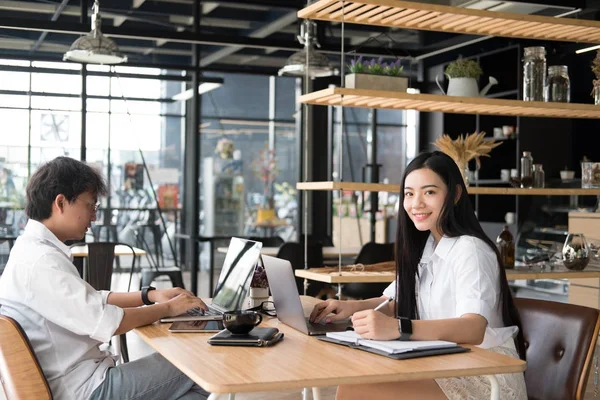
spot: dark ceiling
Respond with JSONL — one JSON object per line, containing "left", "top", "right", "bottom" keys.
{"left": 0, "top": 0, "right": 598, "bottom": 75}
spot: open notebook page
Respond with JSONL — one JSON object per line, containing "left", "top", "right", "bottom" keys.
{"left": 326, "top": 331, "right": 457, "bottom": 354}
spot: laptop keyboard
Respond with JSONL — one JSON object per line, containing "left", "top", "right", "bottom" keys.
{"left": 187, "top": 307, "right": 221, "bottom": 316}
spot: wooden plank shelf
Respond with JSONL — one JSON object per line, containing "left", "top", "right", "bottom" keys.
{"left": 297, "top": 181, "right": 600, "bottom": 196}
{"left": 300, "top": 88, "right": 600, "bottom": 119}
{"left": 295, "top": 265, "right": 600, "bottom": 283}
{"left": 298, "top": 0, "right": 600, "bottom": 44}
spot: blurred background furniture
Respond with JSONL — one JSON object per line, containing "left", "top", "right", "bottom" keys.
{"left": 73, "top": 242, "right": 136, "bottom": 363}
{"left": 341, "top": 242, "right": 395, "bottom": 299}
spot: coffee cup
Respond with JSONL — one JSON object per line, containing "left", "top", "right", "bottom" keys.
{"left": 223, "top": 310, "right": 263, "bottom": 334}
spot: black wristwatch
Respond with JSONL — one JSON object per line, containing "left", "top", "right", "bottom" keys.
{"left": 397, "top": 317, "right": 413, "bottom": 341}
{"left": 141, "top": 286, "right": 156, "bottom": 305}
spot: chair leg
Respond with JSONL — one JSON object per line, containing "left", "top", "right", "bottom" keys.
{"left": 171, "top": 271, "right": 185, "bottom": 290}
{"left": 119, "top": 333, "right": 129, "bottom": 363}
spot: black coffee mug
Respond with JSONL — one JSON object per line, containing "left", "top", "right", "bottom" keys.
{"left": 223, "top": 310, "right": 263, "bottom": 334}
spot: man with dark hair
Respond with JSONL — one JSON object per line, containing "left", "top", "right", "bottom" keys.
{"left": 0, "top": 157, "right": 210, "bottom": 400}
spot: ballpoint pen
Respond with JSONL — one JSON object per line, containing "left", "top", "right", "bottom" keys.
{"left": 374, "top": 297, "right": 393, "bottom": 312}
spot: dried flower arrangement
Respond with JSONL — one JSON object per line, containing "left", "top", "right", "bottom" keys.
{"left": 433, "top": 132, "right": 502, "bottom": 181}
{"left": 593, "top": 50, "right": 600, "bottom": 86}
{"left": 348, "top": 56, "right": 404, "bottom": 77}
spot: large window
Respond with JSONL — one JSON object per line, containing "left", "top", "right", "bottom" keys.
{"left": 200, "top": 73, "right": 297, "bottom": 241}
{"left": 0, "top": 61, "right": 185, "bottom": 254}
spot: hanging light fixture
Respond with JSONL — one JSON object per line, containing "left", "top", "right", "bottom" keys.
{"left": 278, "top": 19, "right": 336, "bottom": 78}
{"left": 64, "top": 0, "right": 127, "bottom": 65}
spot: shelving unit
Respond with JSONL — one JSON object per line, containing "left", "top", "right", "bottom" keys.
{"left": 300, "top": 88, "right": 600, "bottom": 119}
{"left": 299, "top": 0, "right": 600, "bottom": 44}
{"left": 297, "top": 181, "right": 600, "bottom": 196}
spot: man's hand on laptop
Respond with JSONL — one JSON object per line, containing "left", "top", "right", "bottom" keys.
{"left": 150, "top": 287, "right": 200, "bottom": 304}
{"left": 162, "top": 290, "right": 208, "bottom": 317}
{"left": 310, "top": 299, "right": 355, "bottom": 324}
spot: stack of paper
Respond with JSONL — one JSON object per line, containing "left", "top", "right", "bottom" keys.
{"left": 326, "top": 331, "right": 457, "bottom": 354}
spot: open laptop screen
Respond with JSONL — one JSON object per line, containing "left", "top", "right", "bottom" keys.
{"left": 211, "top": 237, "right": 262, "bottom": 312}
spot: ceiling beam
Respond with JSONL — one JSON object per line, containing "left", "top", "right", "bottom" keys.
{"left": 0, "top": 17, "right": 303, "bottom": 51}
{"left": 200, "top": 10, "right": 297, "bottom": 67}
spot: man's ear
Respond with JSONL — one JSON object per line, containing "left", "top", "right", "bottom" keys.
{"left": 54, "top": 194, "right": 66, "bottom": 214}
{"left": 454, "top": 185, "right": 462, "bottom": 205}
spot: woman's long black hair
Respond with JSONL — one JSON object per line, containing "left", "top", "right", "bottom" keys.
{"left": 395, "top": 151, "right": 525, "bottom": 359}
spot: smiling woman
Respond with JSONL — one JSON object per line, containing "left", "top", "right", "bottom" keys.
{"left": 311, "top": 151, "right": 527, "bottom": 400}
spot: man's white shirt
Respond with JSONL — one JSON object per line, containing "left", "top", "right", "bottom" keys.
{"left": 0, "top": 219, "right": 124, "bottom": 400}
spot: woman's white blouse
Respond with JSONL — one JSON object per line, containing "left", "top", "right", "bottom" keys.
{"left": 383, "top": 234, "right": 518, "bottom": 349}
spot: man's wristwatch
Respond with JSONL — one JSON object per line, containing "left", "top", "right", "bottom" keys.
{"left": 141, "top": 286, "right": 156, "bottom": 305}
{"left": 397, "top": 317, "right": 413, "bottom": 341}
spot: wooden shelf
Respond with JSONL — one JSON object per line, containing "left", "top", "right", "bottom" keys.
{"left": 295, "top": 265, "right": 600, "bottom": 283}
{"left": 469, "top": 187, "right": 600, "bottom": 195}
{"left": 299, "top": 0, "right": 600, "bottom": 44}
{"left": 297, "top": 181, "right": 600, "bottom": 195}
{"left": 300, "top": 88, "right": 600, "bottom": 119}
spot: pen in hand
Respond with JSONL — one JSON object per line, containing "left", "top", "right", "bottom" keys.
{"left": 373, "top": 297, "right": 393, "bottom": 312}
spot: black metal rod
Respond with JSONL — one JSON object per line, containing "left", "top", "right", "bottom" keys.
{"left": 367, "top": 109, "right": 379, "bottom": 243}
{"left": 184, "top": 0, "right": 201, "bottom": 295}
{"left": 80, "top": 66, "right": 87, "bottom": 161}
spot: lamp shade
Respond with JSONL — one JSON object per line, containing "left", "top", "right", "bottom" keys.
{"left": 64, "top": 34, "right": 127, "bottom": 65}
{"left": 278, "top": 47, "right": 335, "bottom": 78}
{"left": 63, "top": 0, "right": 127, "bottom": 65}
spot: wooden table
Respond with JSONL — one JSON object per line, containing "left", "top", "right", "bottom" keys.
{"left": 217, "top": 246, "right": 361, "bottom": 260}
{"left": 135, "top": 297, "right": 525, "bottom": 400}
{"left": 70, "top": 244, "right": 147, "bottom": 258}
{"left": 295, "top": 264, "right": 600, "bottom": 284}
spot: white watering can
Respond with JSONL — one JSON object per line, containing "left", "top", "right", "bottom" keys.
{"left": 436, "top": 73, "right": 498, "bottom": 97}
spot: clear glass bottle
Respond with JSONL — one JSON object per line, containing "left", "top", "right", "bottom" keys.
{"left": 533, "top": 164, "right": 545, "bottom": 188}
{"left": 523, "top": 46, "right": 546, "bottom": 102}
{"left": 496, "top": 225, "right": 515, "bottom": 269}
{"left": 520, "top": 151, "right": 534, "bottom": 188}
{"left": 545, "top": 65, "right": 570, "bottom": 103}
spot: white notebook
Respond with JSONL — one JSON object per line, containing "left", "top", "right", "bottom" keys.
{"left": 326, "top": 331, "right": 457, "bottom": 355}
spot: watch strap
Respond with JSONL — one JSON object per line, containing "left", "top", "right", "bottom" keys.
{"left": 141, "top": 286, "right": 156, "bottom": 305}
{"left": 397, "top": 317, "right": 412, "bottom": 341}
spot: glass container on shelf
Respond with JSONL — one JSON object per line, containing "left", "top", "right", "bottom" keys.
{"left": 533, "top": 164, "right": 545, "bottom": 188}
{"left": 562, "top": 233, "right": 590, "bottom": 271}
{"left": 545, "top": 65, "right": 570, "bottom": 103}
{"left": 496, "top": 225, "right": 515, "bottom": 269}
{"left": 520, "top": 151, "right": 534, "bottom": 188}
{"left": 523, "top": 46, "right": 546, "bottom": 102}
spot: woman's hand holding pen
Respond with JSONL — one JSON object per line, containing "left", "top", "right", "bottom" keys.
{"left": 352, "top": 310, "right": 399, "bottom": 340}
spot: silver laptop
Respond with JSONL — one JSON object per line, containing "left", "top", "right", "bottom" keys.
{"left": 160, "top": 237, "right": 262, "bottom": 322}
{"left": 262, "top": 255, "right": 352, "bottom": 336}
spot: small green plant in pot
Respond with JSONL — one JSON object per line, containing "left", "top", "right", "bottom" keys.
{"left": 345, "top": 56, "right": 408, "bottom": 92}
{"left": 436, "top": 57, "right": 498, "bottom": 97}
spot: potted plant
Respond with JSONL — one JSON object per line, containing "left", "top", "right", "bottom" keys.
{"left": 435, "top": 57, "right": 498, "bottom": 97}
{"left": 247, "top": 264, "right": 269, "bottom": 308}
{"left": 591, "top": 49, "right": 600, "bottom": 105}
{"left": 345, "top": 56, "right": 408, "bottom": 92}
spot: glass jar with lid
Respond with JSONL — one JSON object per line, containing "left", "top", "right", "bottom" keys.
{"left": 545, "top": 65, "right": 570, "bottom": 103}
{"left": 523, "top": 47, "right": 546, "bottom": 102}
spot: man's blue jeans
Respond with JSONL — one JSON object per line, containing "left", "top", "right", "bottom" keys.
{"left": 89, "top": 353, "right": 210, "bottom": 400}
